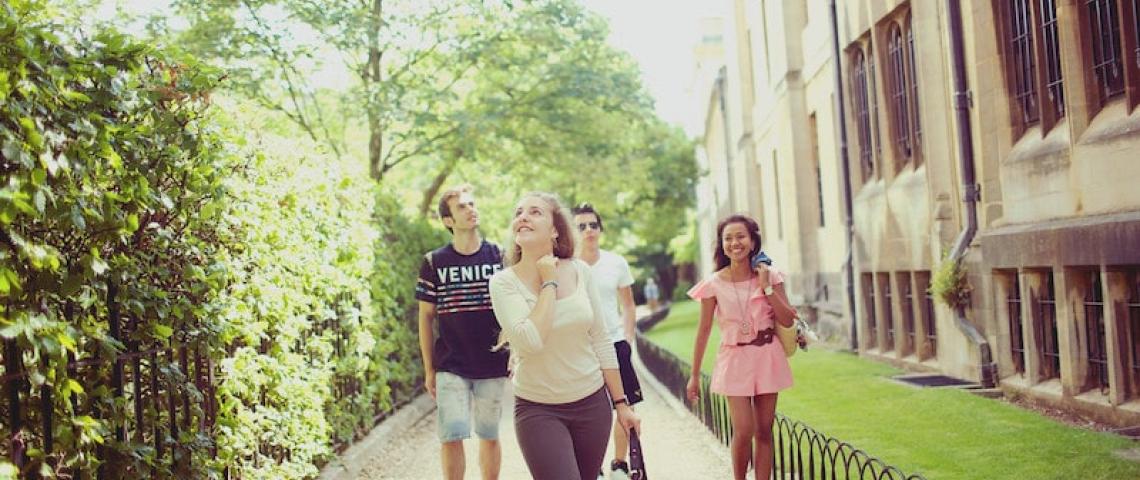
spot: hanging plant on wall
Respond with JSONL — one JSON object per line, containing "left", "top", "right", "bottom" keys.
{"left": 930, "top": 255, "right": 972, "bottom": 310}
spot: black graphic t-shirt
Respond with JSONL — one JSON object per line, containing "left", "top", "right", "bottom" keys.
{"left": 415, "top": 241, "right": 509, "bottom": 379}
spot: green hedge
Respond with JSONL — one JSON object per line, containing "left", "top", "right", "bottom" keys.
{"left": 0, "top": 2, "right": 435, "bottom": 478}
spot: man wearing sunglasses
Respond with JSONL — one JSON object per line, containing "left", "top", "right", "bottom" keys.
{"left": 571, "top": 203, "right": 643, "bottom": 480}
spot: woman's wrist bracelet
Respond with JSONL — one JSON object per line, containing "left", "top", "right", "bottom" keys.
{"left": 541, "top": 280, "right": 558, "bottom": 291}
{"left": 612, "top": 397, "right": 628, "bottom": 408}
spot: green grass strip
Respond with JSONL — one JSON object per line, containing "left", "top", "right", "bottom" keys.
{"left": 644, "top": 300, "right": 1140, "bottom": 479}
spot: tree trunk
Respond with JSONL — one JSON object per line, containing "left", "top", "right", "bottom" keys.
{"left": 368, "top": 0, "right": 384, "bottom": 181}
{"left": 418, "top": 153, "right": 461, "bottom": 218}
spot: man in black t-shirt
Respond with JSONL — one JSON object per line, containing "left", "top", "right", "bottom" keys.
{"left": 416, "top": 184, "right": 509, "bottom": 480}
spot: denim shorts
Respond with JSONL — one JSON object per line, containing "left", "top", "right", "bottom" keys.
{"left": 435, "top": 371, "right": 507, "bottom": 442}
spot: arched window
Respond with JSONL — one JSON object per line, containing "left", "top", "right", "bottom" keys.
{"left": 1040, "top": 0, "right": 1066, "bottom": 121}
{"left": 997, "top": 0, "right": 1065, "bottom": 137}
{"left": 886, "top": 23, "right": 913, "bottom": 163}
{"left": 1009, "top": 0, "right": 1041, "bottom": 129}
{"left": 850, "top": 49, "right": 875, "bottom": 182}
{"left": 1079, "top": 0, "right": 1140, "bottom": 114}
{"left": 869, "top": 50, "right": 883, "bottom": 162}
{"left": 1134, "top": 0, "right": 1140, "bottom": 69}
{"left": 1087, "top": 0, "right": 1126, "bottom": 103}
{"left": 906, "top": 20, "right": 922, "bottom": 157}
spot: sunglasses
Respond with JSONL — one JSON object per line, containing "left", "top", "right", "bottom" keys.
{"left": 577, "top": 221, "right": 601, "bottom": 232}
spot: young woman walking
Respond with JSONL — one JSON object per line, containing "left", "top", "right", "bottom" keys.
{"left": 490, "top": 192, "right": 641, "bottom": 480}
{"left": 686, "top": 214, "right": 797, "bottom": 480}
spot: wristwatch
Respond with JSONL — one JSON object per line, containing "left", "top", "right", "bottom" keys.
{"left": 541, "top": 280, "right": 559, "bottom": 290}
{"left": 762, "top": 285, "right": 775, "bottom": 296}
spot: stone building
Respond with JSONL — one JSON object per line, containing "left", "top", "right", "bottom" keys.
{"left": 693, "top": 0, "right": 1140, "bottom": 426}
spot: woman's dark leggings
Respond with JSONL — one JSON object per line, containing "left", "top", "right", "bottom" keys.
{"left": 514, "top": 387, "right": 613, "bottom": 480}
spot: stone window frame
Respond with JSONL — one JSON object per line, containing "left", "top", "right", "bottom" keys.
{"left": 996, "top": 270, "right": 1028, "bottom": 376}
{"left": 1122, "top": 270, "right": 1140, "bottom": 401}
{"left": 915, "top": 270, "right": 937, "bottom": 360}
{"left": 861, "top": 272, "right": 879, "bottom": 351}
{"left": 994, "top": 0, "right": 1068, "bottom": 139}
{"left": 1091, "top": 267, "right": 1140, "bottom": 404}
{"left": 896, "top": 272, "right": 916, "bottom": 357}
{"left": 876, "top": 6, "right": 924, "bottom": 171}
{"left": 906, "top": 20, "right": 923, "bottom": 152}
{"left": 1077, "top": 0, "right": 1140, "bottom": 117}
{"left": 879, "top": 272, "right": 896, "bottom": 352}
{"left": 847, "top": 39, "right": 878, "bottom": 185}
{"left": 1026, "top": 270, "right": 1062, "bottom": 382}
{"left": 1081, "top": 271, "right": 1111, "bottom": 393}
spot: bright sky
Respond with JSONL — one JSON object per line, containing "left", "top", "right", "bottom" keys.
{"left": 579, "top": 0, "right": 724, "bottom": 134}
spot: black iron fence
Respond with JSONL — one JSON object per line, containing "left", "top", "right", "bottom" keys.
{"left": 1, "top": 283, "right": 217, "bottom": 478}
{"left": 1, "top": 285, "right": 418, "bottom": 478}
{"left": 635, "top": 327, "right": 927, "bottom": 480}
{"left": 634, "top": 303, "right": 672, "bottom": 333}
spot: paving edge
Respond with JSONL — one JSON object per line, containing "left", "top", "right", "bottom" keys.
{"left": 630, "top": 346, "right": 733, "bottom": 467}
{"left": 319, "top": 393, "right": 436, "bottom": 480}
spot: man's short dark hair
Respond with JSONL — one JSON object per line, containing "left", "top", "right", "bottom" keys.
{"left": 438, "top": 184, "right": 474, "bottom": 219}
{"left": 438, "top": 184, "right": 474, "bottom": 234}
{"left": 571, "top": 202, "right": 604, "bottom": 231}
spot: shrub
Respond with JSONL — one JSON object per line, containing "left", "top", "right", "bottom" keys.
{"left": 672, "top": 280, "right": 693, "bottom": 303}
{"left": 930, "top": 255, "right": 971, "bottom": 310}
{"left": 1, "top": 2, "right": 234, "bottom": 475}
{"left": 0, "top": 4, "right": 433, "bottom": 477}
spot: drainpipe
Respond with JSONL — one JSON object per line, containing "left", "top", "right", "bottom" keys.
{"left": 945, "top": 0, "right": 996, "bottom": 388}
{"left": 717, "top": 67, "right": 736, "bottom": 214}
{"left": 828, "top": 0, "right": 858, "bottom": 351}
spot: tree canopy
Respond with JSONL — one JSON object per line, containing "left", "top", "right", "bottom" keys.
{"left": 157, "top": 0, "right": 697, "bottom": 284}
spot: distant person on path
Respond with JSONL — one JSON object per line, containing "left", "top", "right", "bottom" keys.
{"left": 571, "top": 202, "right": 643, "bottom": 480}
{"left": 685, "top": 214, "right": 797, "bottom": 480}
{"left": 489, "top": 192, "right": 641, "bottom": 480}
{"left": 416, "top": 185, "right": 510, "bottom": 480}
{"left": 643, "top": 277, "right": 660, "bottom": 312}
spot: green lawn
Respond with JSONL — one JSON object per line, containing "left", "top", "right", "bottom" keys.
{"left": 645, "top": 300, "right": 1140, "bottom": 479}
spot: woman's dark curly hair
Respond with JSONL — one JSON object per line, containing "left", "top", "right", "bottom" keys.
{"left": 713, "top": 214, "right": 762, "bottom": 270}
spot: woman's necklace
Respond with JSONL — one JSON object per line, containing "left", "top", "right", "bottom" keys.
{"left": 728, "top": 266, "right": 753, "bottom": 335}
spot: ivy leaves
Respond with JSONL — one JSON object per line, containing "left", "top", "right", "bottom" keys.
{"left": 0, "top": 2, "right": 236, "bottom": 476}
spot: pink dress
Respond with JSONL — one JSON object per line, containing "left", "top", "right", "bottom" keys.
{"left": 687, "top": 268, "right": 793, "bottom": 396}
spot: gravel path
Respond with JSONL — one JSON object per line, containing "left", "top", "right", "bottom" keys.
{"left": 340, "top": 349, "right": 734, "bottom": 479}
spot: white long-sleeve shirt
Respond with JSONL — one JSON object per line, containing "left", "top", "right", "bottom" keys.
{"left": 489, "top": 259, "right": 618, "bottom": 404}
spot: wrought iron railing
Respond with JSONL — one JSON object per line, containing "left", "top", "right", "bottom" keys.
{"left": 635, "top": 326, "right": 927, "bottom": 480}
{"left": 0, "top": 285, "right": 418, "bottom": 478}
{"left": 0, "top": 283, "right": 217, "bottom": 478}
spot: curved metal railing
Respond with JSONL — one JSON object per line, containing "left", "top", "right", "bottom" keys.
{"left": 636, "top": 328, "right": 927, "bottom": 480}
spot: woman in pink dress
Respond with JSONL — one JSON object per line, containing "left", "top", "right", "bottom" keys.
{"left": 685, "top": 214, "right": 797, "bottom": 480}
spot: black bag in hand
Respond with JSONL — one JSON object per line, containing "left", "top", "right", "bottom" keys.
{"left": 628, "top": 428, "right": 647, "bottom": 480}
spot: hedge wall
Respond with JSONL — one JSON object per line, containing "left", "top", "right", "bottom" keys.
{"left": 0, "top": 2, "right": 437, "bottom": 478}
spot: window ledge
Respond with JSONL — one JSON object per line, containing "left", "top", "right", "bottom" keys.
{"left": 1006, "top": 120, "right": 1071, "bottom": 168}
{"left": 892, "top": 161, "right": 926, "bottom": 187}
{"left": 1001, "top": 374, "right": 1031, "bottom": 389}
{"left": 1079, "top": 100, "right": 1140, "bottom": 146}
{"left": 855, "top": 176, "right": 886, "bottom": 200}
{"left": 1028, "top": 378, "right": 1065, "bottom": 399}
{"left": 1074, "top": 389, "right": 1113, "bottom": 408}
{"left": 1116, "top": 400, "right": 1140, "bottom": 415}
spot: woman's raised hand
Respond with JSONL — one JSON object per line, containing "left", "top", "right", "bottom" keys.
{"left": 537, "top": 254, "right": 558, "bottom": 282}
{"left": 754, "top": 262, "right": 771, "bottom": 288}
